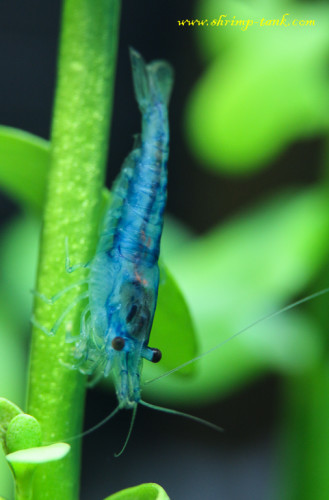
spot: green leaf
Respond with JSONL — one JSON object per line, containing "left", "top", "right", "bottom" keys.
{"left": 0, "top": 215, "right": 40, "bottom": 327}
{"left": 145, "top": 187, "right": 329, "bottom": 404}
{"left": 0, "top": 126, "right": 49, "bottom": 210}
{"left": 0, "top": 398, "right": 23, "bottom": 453}
{"left": 161, "top": 215, "right": 194, "bottom": 259}
{"left": 5, "top": 415, "right": 42, "bottom": 454}
{"left": 104, "top": 483, "right": 170, "bottom": 500}
{"left": 6, "top": 444, "right": 70, "bottom": 500}
{"left": 6, "top": 443, "right": 70, "bottom": 466}
{"left": 151, "top": 263, "right": 198, "bottom": 374}
{"left": 186, "top": 0, "right": 329, "bottom": 173}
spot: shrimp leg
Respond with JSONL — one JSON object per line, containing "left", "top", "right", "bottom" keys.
{"left": 66, "top": 303, "right": 90, "bottom": 344}
{"left": 65, "top": 237, "right": 91, "bottom": 273}
{"left": 31, "top": 291, "right": 89, "bottom": 336}
{"left": 32, "top": 279, "right": 88, "bottom": 305}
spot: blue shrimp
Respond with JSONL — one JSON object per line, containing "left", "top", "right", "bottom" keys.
{"left": 81, "top": 48, "right": 174, "bottom": 408}
{"left": 33, "top": 49, "right": 221, "bottom": 449}
{"left": 34, "top": 49, "right": 173, "bottom": 405}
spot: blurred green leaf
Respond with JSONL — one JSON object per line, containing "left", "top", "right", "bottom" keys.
{"left": 0, "top": 305, "right": 26, "bottom": 405}
{"left": 186, "top": 0, "right": 329, "bottom": 173}
{"left": 144, "top": 187, "right": 329, "bottom": 404}
{"left": 0, "top": 126, "right": 49, "bottom": 210}
{"left": 197, "top": 0, "right": 329, "bottom": 60}
{"left": 0, "top": 215, "right": 40, "bottom": 327}
{"left": 104, "top": 483, "right": 170, "bottom": 500}
{"left": 161, "top": 215, "right": 194, "bottom": 259}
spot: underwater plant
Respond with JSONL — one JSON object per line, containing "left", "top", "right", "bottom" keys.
{"left": 1, "top": 1, "right": 329, "bottom": 499}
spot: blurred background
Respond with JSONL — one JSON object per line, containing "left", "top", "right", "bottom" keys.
{"left": 0, "top": 0, "right": 329, "bottom": 499}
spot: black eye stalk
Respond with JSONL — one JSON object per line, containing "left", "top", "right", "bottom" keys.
{"left": 117, "top": 342, "right": 162, "bottom": 362}
{"left": 111, "top": 336, "right": 125, "bottom": 351}
{"left": 150, "top": 348, "right": 162, "bottom": 363}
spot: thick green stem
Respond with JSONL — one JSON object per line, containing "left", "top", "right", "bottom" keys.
{"left": 14, "top": 467, "right": 35, "bottom": 500}
{"left": 27, "top": 1, "right": 120, "bottom": 499}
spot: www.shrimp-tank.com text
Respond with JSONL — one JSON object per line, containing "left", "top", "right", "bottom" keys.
{"left": 177, "top": 14, "right": 315, "bottom": 31}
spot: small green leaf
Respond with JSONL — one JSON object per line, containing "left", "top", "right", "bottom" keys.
{"left": 104, "top": 483, "right": 170, "bottom": 500}
{"left": 5, "top": 415, "right": 42, "bottom": 454}
{"left": 6, "top": 443, "right": 70, "bottom": 466}
{"left": 0, "top": 126, "right": 49, "bottom": 210}
{"left": 0, "top": 398, "right": 23, "bottom": 453}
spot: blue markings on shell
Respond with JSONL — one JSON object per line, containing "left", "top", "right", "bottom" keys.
{"left": 86, "top": 49, "right": 173, "bottom": 408}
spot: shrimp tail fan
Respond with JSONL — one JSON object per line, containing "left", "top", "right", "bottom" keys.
{"left": 129, "top": 47, "right": 174, "bottom": 110}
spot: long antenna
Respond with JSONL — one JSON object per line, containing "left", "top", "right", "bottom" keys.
{"left": 114, "top": 404, "right": 138, "bottom": 458}
{"left": 140, "top": 400, "right": 223, "bottom": 432}
{"left": 145, "top": 286, "right": 329, "bottom": 384}
{"left": 63, "top": 404, "right": 122, "bottom": 443}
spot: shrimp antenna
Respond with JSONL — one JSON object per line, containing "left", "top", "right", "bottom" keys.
{"left": 145, "top": 286, "right": 329, "bottom": 384}
{"left": 140, "top": 400, "right": 223, "bottom": 432}
{"left": 62, "top": 404, "right": 122, "bottom": 443}
{"left": 114, "top": 404, "right": 138, "bottom": 458}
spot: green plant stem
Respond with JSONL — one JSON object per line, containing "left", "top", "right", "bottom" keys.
{"left": 27, "top": 1, "right": 120, "bottom": 499}
{"left": 276, "top": 268, "right": 329, "bottom": 499}
{"left": 13, "top": 466, "right": 35, "bottom": 500}
{"left": 278, "top": 363, "right": 329, "bottom": 500}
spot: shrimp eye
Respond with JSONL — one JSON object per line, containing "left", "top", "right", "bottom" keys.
{"left": 111, "top": 336, "right": 125, "bottom": 351}
{"left": 126, "top": 304, "right": 138, "bottom": 323}
{"left": 151, "top": 348, "right": 162, "bottom": 363}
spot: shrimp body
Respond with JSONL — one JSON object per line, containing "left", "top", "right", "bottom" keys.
{"left": 81, "top": 49, "right": 173, "bottom": 408}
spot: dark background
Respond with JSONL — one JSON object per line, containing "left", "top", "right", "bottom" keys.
{"left": 0, "top": 1, "right": 322, "bottom": 499}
